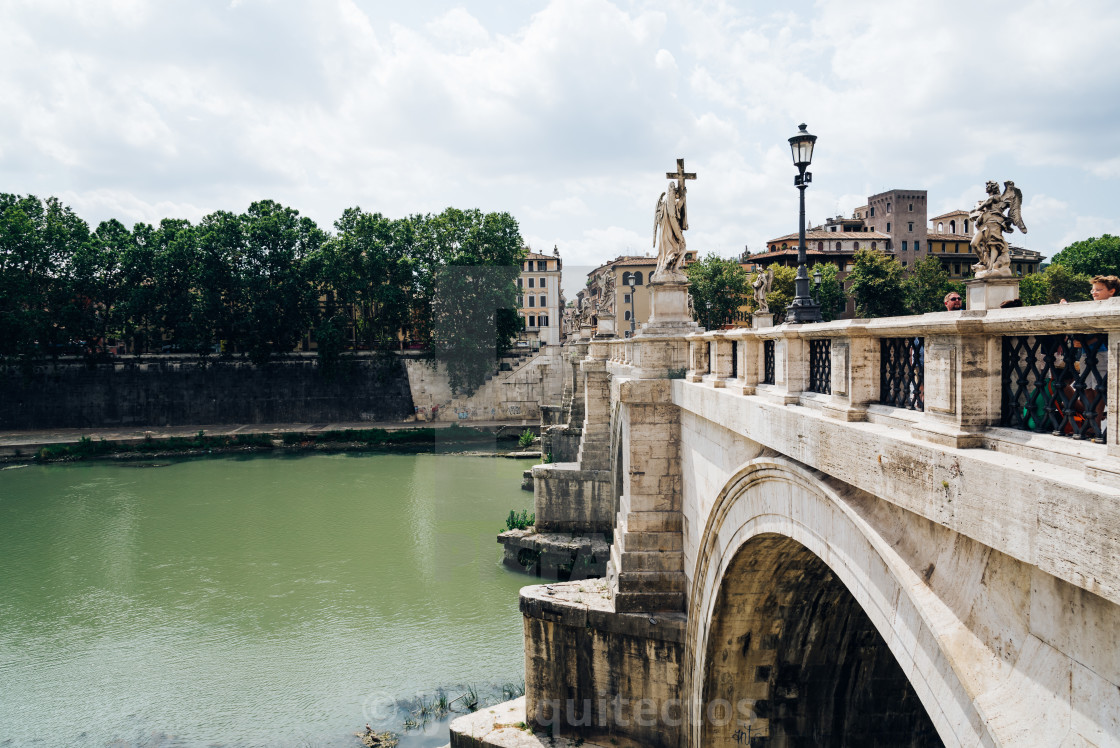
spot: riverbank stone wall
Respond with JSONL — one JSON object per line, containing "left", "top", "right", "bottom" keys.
{"left": 0, "top": 352, "right": 414, "bottom": 429}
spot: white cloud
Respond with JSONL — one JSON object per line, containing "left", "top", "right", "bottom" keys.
{"left": 0, "top": 0, "right": 1117, "bottom": 277}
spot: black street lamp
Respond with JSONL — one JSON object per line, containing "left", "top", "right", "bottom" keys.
{"left": 627, "top": 275, "right": 637, "bottom": 337}
{"left": 786, "top": 123, "right": 822, "bottom": 323}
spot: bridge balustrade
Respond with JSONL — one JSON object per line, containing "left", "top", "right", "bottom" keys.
{"left": 808, "top": 338, "right": 831, "bottom": 395}
{"left": 679, "top": 301, "right": 1120, "bottom": 479}
{"left": 879, "top": 337, "right": 924, "bottom": 411}
{"left": 1002, "top": 333, "right": 1108, "bottom": 442}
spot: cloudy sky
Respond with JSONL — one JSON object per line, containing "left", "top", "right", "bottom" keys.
{"left": 2, "top": 0, "right": 1119, "bottom": 297}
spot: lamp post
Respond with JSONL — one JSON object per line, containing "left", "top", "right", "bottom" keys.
{"left": 627, "top": 275, "right": 637, "bottom": 336}
{"left": 785, "top": 123, "right": 822, "bottom": 323}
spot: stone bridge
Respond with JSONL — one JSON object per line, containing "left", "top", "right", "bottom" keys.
{"left": 454, "top": 291, "right": 1120, "bottom": 747}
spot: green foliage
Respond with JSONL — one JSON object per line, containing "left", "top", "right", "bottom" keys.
{"left": 811, "top": 263, "right": 846, "bottom": 322}
{"left": 685, "top": 253, "right": 751, "bottom": 330}
{"left": 764, "top": 265, "right": 797, "bottom": 323}
{"left": 0, "top": 193, "right": 524, "bottom": 373}
{"left": 846, "top": 249, "right": 906, "bottom": 318}
{"left": 902, "top": 255, "right": 956, "bottom": 314}
{"left": 505, "top": 508, "right": 535, "bottom": 531}
{"left": 518, "top": 428, "right": 535, "bottom": 448}
{"left": 1019, "top": 263, "right": 1093, "bottom": 306}
{"left": 426, "top": 209, "right": 525, "bottom": 395}
{"left": 1050, "top": 234, "right": 1120, "bottom": 278}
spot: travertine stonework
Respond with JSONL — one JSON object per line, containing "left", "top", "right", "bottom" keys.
{"left": 458, "top": 297, "right": 1120, "bottom": 747}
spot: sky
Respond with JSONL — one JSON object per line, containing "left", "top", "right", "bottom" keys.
{"left": 2, "top": 0, "right": 1119, "bottom": 301}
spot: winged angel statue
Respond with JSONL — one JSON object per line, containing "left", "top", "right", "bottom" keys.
{"left": 970, "top": 180, "right": 1027, "bottom": 279}
{"left": 652, "top": 181, "right": 688, "bottom": 281}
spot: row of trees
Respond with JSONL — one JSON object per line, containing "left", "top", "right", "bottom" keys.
{"left": 0, "top": 194, "right": 525, "bottom": 392}
{"left": 685, "top": 235, "right": 1120, "bottom": 326}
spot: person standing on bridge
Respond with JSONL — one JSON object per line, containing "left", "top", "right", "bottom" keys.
{"left": 944, "top": 292, "right": 963, "bottom": 311}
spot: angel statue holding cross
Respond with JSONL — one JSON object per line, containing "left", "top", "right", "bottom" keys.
{"left": 969, "top": 180, "right": 1027, "bottom": 279}
{"left": 652, "top": 158, "right": 696, "bottom": 282}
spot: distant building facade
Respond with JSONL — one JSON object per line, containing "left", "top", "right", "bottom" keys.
{"left": 517, "top": 247, "right": 563, "bottom": 346}
{"left": 754, "top": 188, "right": 1044, "bottom": 317}
{"left": 585, "top": 252, "right": 695, "bottom": 337}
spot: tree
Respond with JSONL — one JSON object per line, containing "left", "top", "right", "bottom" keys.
{"left": 0, "top": 194, "right": 91, "bottom": 357}
{"left": 1020, "top": 263, "right": 1092, "bottom": 306}
{"left": 686, "top": 253, "right": 751, "bottom": 330}
{"left": 423, "top": 208, "right": 525, "bottom": 395}
{"left": 63, "top": 218, "right": 128, "bottom": 354}
{"left": 1050, "top": 234, "right": 1120, "bottom": 278}
{"left": 196, "top": 210, "right": 247, "bottom": 354}
{"left": 239, "top": 200, "right": 325, "bottom": 364}
{"left": 901, "top": 255, "right": 956, "bottom": 314}
{"left": 764, "top": 265, "right": 797, "bottom": 323}
{"left": 846, "top": 248, "right": 906, "bottom": 318}
{"left": 811, "top": 263, "right": 846, "bottom": 322}
{"left": 317, "top": 208, "right": 416, "bottom": 350}
{"left": 151, "top": 218, "right": 201, "bottom": 351}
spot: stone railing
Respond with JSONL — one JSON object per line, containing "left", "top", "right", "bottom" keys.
{"left": 682, "top": 299, "right": 1120, "bottom": 487}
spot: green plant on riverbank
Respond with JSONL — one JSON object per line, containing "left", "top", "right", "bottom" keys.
{"left": 518, "top": 428, "right": 535, "bottom": 448}
{"left": 505, "top": 509, "right": 534, "bottom": 531}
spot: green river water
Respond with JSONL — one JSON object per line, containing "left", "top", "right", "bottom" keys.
{"left": 0, "top": 452, "right": 535, "bottom": 747}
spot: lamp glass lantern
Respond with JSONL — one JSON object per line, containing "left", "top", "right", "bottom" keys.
{"left": 788, "top": 123, "right": 817, "bottom": 169}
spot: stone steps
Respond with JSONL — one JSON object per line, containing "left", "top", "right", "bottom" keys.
{"left": 617, "top": 570, "right": 686, "bottom": 593}
{"left": 619, "top": 530, "right": 683, "bottom": 552}
{"left": 616, "top": 549, "right": 683, "bottom": 572}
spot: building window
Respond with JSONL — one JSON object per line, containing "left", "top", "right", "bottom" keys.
{"left": 517, "top": 295, "right": 523, "bottom": 306}
{"left": 964, "top": 220, "right": 969, "bottom": 233}
{"left": 914, "top": 240, "right": 921, "bottom": 252}
{"left": 528, "top": 296, "right": 535, "bottom": 307}
{"left": 949, "top": 220, "right": 956, "bottom": 233}
{"left": 908, "top": 203, "right": 913, "bottom": 211}
{"left": 938, "top": 222, "right": 944, "bottom": 231}
{"left": 903, "top": 241, "right": 908, "bottom": 251}
{"left": 528, "top": 277, "right": 535, "bottom": 288}
{"left": 529, "top": 315, "right": 536, "bottom": 327}
{"left": 908, "top": 222, "right": 914, "bottom": 231}
{"left": 540, "top": 315, "right": 549, "bottom": 326}
{"left": 887, "top": 203, "right": 892, "bottom": 213}
{"left": 835, "top": 242, "right": 841, "bottom": 250}
{"left": 623, "top": 293, "right": 631, "bottom": 303}
{"left": 887, "top": 222, "right": 891, "bottom": 232}
{"left": 539, "top": 277, "right": 546, "bottom": 287}
{"left": 871, "top": 207, "right": 875, "bottom": 217}
{"left": 902, "top": 260, "right": 907, "bottom": 267}
{"left": 633, "top": 271, "right": 643, "bottom": 285}
{"left": 853, "top": 242, "right": 859, "bottom": 250}
{"left": 622, "top": 271, "right": 631, "bottom": 285}
{"left": 539, "top": 295, "right": 546, "bottom": 307}
{"left": 871, "top": 242, "right": 877, "bottom": 250}
{"left": 624, "top": 310, "right": 631, "bottom": 321}
{"left": 537, "top": 261, "right": 546, "bottom": 271}
{"left": 516, "top": 277, "right": 522, "bottom": 288}
{"left": 818, "top": 241, "right": 824, "bottom": 250}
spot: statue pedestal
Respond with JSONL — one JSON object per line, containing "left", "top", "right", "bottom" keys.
{"left": 595, "top": 314, "right": 617, "bottom": 339}
{"left": 965, "top": 277, "right": 1020, "bottom": 311}
{"left": 752, "top": 312, "right": 774, "bottom": 329}
{"left": 636, "top": 280, "right": 701, "bottom": 337}
{"left": 579, "top": 325, "right": 594, "bottom": 340}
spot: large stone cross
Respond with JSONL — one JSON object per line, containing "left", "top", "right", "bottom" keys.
{"left": 667, "top": 157, "right": 696, "bottom": 193}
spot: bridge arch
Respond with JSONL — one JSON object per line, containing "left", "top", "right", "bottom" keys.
{"left": 683, "top": 457, "right": 991, "bottom": 747}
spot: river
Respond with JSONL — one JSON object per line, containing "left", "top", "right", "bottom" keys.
{"left": 0, "top": 452, "right": 534, "bottom": 747}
